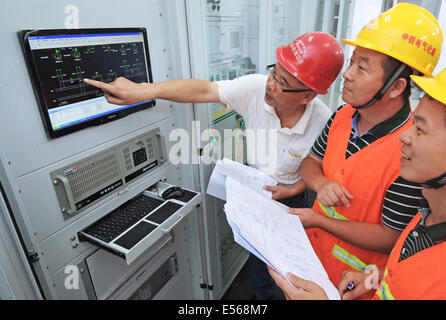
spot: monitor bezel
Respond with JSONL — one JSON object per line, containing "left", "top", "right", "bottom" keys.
{"left": 19, "top": 27, "right": 156, "bottom": 139}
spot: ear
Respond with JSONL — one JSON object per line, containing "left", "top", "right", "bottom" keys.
{"left": 389, "top": 78, "right": 408, "bottom": 99}
{"left": 301, "top": 91, "right": 318, "bottom": 104}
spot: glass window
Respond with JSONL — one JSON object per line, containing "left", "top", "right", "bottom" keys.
{"left": 383, "top": 0, "right": 441, "bottom": 17}
{"left": 270, "top": 0, "right": 352, "bottom": 109}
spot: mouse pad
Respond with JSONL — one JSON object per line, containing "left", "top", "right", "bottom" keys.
{"left": 146, "top": 201, "right": 183, "bottom": 224}
{"left": 174, "top": 189, "right": 198, "bottom": 203}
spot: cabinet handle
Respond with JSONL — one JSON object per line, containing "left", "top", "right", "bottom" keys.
{"left": 56, "top": 175, "right": 77, "bottom": 215}
{"left": 161, "top": 214, "right": 183, "bottom": 233}
{"left": 156, "top": 132, "right": 167, "bottom": 162}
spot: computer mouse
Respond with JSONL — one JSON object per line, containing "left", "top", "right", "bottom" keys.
{"left": 162, "top": 187, "right": 185, "bottom": 200}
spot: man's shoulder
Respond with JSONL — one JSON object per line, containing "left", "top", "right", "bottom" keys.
{"left": 216, "top": 74, "right": 267, "bottom": 116}
{"left": 329, "top": 104, "right": 355, "bottom": 120}
{"left": 217, "top": 74, "right": 266, "bottom": 95}
{"left": 313, "top": 103, "right": 349, "bottom": 133}
{"left": 228, "top": 73, "right": 267, "bottom": 85}
{"left": 243, "top": 73, "right": 268, "bottom": 81}
{"left": 309, "top": 97, "right": 333, "bottom": 122}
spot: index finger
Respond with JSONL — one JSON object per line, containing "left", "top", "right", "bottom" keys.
{"left": 286, "top": 273, "right": 312, "bottom": 291}
{"left": 268, "top": 268, "right": 295, "bottom": 292}
{"left": 337, "top": 272, "right": 354, "bottom": 294}
{"left": 333, "top": 186, "right": 352, "bottom": 207}
{"left": 83, "top": 78, "right": 114, "bottom": 93}
{"left": 341, "top": 185, "right": 354, "bottom": 200}
{"left": 268, "top": 267, "right": 286, "bottom": 285}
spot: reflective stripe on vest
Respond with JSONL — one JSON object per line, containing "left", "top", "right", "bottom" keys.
{"left": 332, "top": 244, "right": 367, "bottom": 272}
{"left": 318, "top": 201, "right": 349, "bottom": 221}
{"left": 376, "top": 270, "right": 395, "bottom": 300}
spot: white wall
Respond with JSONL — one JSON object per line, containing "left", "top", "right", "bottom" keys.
{"left": 435, "top": 1, "right": 446, "bottom": 75}
{"left": 344, "top": 0, "right": 383, "bottom": 62}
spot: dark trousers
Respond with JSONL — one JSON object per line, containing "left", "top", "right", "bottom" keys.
{"left": 250, "top": 189, "right": 315, "bottom": 299}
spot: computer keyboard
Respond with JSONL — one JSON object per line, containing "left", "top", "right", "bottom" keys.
{"left": 83, "top": 195, "right": 164, "bottom": 243}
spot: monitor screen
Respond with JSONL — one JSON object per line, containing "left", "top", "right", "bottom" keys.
{"left": 19, "top": 28, "right": 155, "bottom": 138}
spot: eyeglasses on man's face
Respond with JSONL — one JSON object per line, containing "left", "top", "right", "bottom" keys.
{"left": 266, "top": 64, "right": 313, "bottom": 93}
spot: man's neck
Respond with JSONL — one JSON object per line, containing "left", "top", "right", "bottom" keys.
{"left": 356, "top": 98, "right": 406, "bottom": 135}
{"left": 276, "top": 104, "right": 307, "bottom": 129}
{"left": 423, "top": 187, "right": 446, "bottom": 226}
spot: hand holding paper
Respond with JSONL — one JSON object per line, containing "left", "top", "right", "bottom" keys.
{"left": 208, "top": 159, "right": 340, "bottom": 300}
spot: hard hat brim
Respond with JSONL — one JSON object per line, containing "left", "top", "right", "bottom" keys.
{"left": 411, "top": 75, "right": 446, "bottom": 105}
{"left": 342, "top": 38, "right": 434, "bottom": 78}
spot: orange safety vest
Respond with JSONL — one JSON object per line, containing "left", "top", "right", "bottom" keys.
{"left": 307, "top": 104, "right": 412, "bottom": 293}
{"left": 373, "top": 213, "right": 446, "bottom": 300}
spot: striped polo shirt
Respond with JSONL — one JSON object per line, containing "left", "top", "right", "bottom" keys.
{"left": 311, "top": 102, "right": 423, "bottom": 231}
{"left": 399, "top": 200, "right": 446, "bottom": 262}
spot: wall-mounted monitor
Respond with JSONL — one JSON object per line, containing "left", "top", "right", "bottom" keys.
{"left": 19, "top": 28, "right": 155, "bottom": 138}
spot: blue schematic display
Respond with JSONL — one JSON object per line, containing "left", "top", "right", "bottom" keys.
{"left": 21, "top": 29, "right": 155, "bottom": 138}
{"left": 30, "top": 33, "right": 148, "bottom": 109}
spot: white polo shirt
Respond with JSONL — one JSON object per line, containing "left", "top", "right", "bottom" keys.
{"left": 217, "top": 74, "right": 332, "bottom": 185}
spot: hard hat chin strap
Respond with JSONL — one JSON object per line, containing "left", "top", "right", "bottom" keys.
{"left": 422, "top": 173, "right": 446, "bottom": 189}
{"left": 352, "top": 64, "right": 409, "bottom": 110}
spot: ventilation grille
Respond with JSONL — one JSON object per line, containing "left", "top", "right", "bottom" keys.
{"left": 146, "top": 138, "right": 155, "bottom": 159}
{"left": 67, "top": 152, "right": 121, "bottom": 201}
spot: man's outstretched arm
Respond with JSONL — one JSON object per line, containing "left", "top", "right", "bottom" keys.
{"left": 83, "top": 77, "right": 220, "bottom": 106}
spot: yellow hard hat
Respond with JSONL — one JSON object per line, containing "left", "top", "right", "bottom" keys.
{"left": 343, "top": 3, "right": 443, "bottom": 77}
{"left": 411, "top": 70, "right": 446, "bottom": 105}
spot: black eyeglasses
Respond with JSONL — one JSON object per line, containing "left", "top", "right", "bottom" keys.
{"left": 266, "top": 64, "right": 313, "bottom": 93}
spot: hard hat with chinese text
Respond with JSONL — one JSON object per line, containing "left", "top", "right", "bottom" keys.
{"left": 343, "top": 3, "right": 443, "bottom": 77}
{"left": 276, "top": 32, "right": 344, "bottom": 95}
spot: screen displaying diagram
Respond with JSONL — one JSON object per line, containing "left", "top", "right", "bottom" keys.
{"left": 21, "top": 29, "right": 155, "bottom": 137}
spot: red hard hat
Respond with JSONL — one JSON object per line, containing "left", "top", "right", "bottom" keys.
{"left": 276, "top": 32, "right": 345, "bottom": 95}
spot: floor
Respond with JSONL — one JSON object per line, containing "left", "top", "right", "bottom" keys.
{"left": 221, "top": 259, "right": 285, "bottom": 300}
